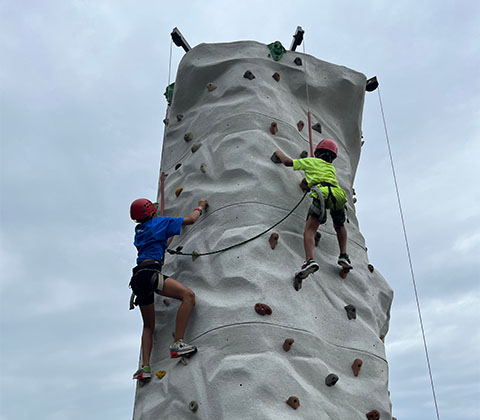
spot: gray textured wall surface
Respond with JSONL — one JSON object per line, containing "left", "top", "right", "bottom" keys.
{"left": 133, "top": 41, "right": 394, "bottom": 420}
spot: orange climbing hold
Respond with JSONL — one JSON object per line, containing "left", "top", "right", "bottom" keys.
{"left": 270, "top": 122, "right": 278, "bottom": 135}
{"left": 286, "top": 396, "right": 300, "bottom": 409}
{"left": 155, "top": 370, "right": 166, "bottom": 380}
{"left": 175, "top": 187, "right": 183, "bottom": 197}
{"left": 269, "top": 233, "right": 279, "bottom": 249}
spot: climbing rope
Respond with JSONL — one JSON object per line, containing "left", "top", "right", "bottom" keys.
{"left": 377, "top": 86, "right": 441, "bottom": 420}
{"left": 167, "top": 192, "right": 308, "bottom": 257}
{"left": 302, "top": 39, "right": 314, "bottom": 157}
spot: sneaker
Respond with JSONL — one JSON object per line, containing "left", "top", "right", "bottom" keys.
{"left": 295, "top": 259, "right": 319, "bottom": 279}
{"left": 338, "top": 254, "right": 353, "bottom": 270}
{"left": 132, "top": 366, "right": 152, "bottom": 381}
{"left": 170, "top": 339, "right": 197, "bottom": 358}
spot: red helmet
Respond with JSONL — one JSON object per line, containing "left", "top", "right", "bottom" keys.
{"left": 315, "top": 139, "right": 338, "bottom": 158}
{"left": 130, "top": 198, "right": 156, "bottom": 221}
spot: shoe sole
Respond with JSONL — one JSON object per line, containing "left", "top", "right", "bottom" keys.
{"left": 295, "top": 264, "right": 319, "bottom": 280}
{"left": 133, "top": 374, "right": 152, "bottom": 381}
{"left": 338, "top": 261, "right": 353, "bottom": 270}
{"left": 170, "top": 347, "right": 198, "bottom": 359}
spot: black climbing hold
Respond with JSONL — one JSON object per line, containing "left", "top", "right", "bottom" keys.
{"left": 345, "top": 304, "right": 357, "bottom": 320}
{"left": 184, "top": 132, "right": 193, "bottom": 142}
{"left": 189, "top": 401, "right": 199, "bottom": 412}
{"left": 271, "top": 153, "right": 281, "bottom": 164}
{"left": 353, "top": 197, "right": 358, "bottom": 204}
{"left": 325, "top": 373, "right": 339, "bottom": 387}
{"left": 294, "top": 57, "right": 302, "bottom": 66}
{"left": 272, "top": 72, "right": 280, "bottom": 82}
{"left": 312, "top": 123, "right": 322, "bottom": 133}
{"left": 163, "top": 299, "right": 170, "bottom": 307}
{"left": 368, "top": 264, "right": 374, "bottom": 273}
{"left": 163, "top": 118, "right": 169, "bottom": 126}
{"left": 176, "top": 246, "right": 183, "bottom": 252}
{"left": 177, "top": 114, "right": 184, "bottom": 121}
{"left": 244, "top": 70, "right": 255, "bottom": 80}
{"left": 315, "top": 231, "right": 321, "bottom": 246}
{"left": 366, "top": 76, "right": 379, "bottom": 92}
{"left": 300, "top": 151, "right": 308, "bottom": 159}
{"left": 175, "top": 163, "right": 182, "bottom": 170}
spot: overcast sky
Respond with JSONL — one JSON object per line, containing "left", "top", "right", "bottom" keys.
{"left": 1, "top": 1, "right": 479, "bottom": 419}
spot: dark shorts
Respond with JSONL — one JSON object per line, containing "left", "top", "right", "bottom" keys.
{"left": 307, "top": 196, "right": 346, "bottom": 227}
{"left": 130, "top": 260, "right": 170, "bottom": 307}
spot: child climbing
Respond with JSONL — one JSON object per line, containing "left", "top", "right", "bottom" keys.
{"left": 129, "top": 197, "right": 208, "bottom": 381}
{"left": 273, "top": 139, "right": 353, "bottom": 280}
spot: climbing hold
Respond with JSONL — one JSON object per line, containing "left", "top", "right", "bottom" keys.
{"left": 191, "top": 143, "right": 202, "bottom": 153}
{"left": 175, "top": 163, "right": 182, "bottom": 170}
{"left": 368, "top": 264, "right": 374, "bottom": 273}
{"left": 269, "top": 233, "right": 279, "bottom": 249}
{"left": 176, "top": 246, "right": 183, "bottom": 252}
{"left": 254, "top": 303, "right": 272, "bottom": 316}
{"left": 267, "top": 41, "right": 286, "bottom": 61}
{"left": 189, "top": 401, "right": 199, "bottom": 412}
{"left": 175, "top": 187, "right": 183, "bottom": 197}
{"left": 184, "top": 132, "right": 193, "bottom": 142}
{"left": 283, "top": 338, "right": 294, "bottom": 352}
{"left": 299, "top": 178, "right": 309, "bottom": 192}
{"left": 294, "top": 57, "right": 302, "bottom": 66}
{"left": 155, "top": 370, "right": 166, "bottom": 380}
{"left": 164, "top": 82, "right": 175, "bottom": 105}
{"left": 297, "top": 120, "right": 305, "bottom": 131}
{"left": 366, "top": 76, "right": 379, "bottom": 92}
{"left": 366, "top": 410, "right": 380, "bottom": 420}
{"left": 380, "top": 334, "right": 385, "bottom": 341}
{"left": 163, "top": 118, "right": 169, "bottom": 126}
{"left": 270, "top": 122, "right": 278, "bottom": 135}
{"left": 352, "top": 359, "right": 363, "bottom": 376}
{"left": 243, "top": 70, "right": 255, "bottom": 80}
{"left": 361, "top": 140, "right": 365, "bottom": 147}
{"left": 181, "top": 357, "right": 189, "bottom": 366}
{"left": 192, "top": 250, "right": 201, "bottom": 261}
{"left": 163, "top": 298, "right": 170, "bottom": 307}
{"left": 271, "top": 152, "right": 281, "bottom": 164}
{"left": 300, "top": 151, "right": 308, "bottom": 159}
{"left": 353, "top": 197, "right": 358, "bottom": 204}
{"left": 345, "top": 304, "right": 357, "bottom": 320}
{"left": 352, "top": 188, "right": 356, "bottom": 195}
{"left": 325, "top": 373, "right": 339, "bottom": 387}
{"left": 206, "top": 82, "right": 217, "bottom": 91}
{"left": 200, "top": 163, "right": 207, "bottom": 173}
{"left": 312, "top": 123, "right": 322, "bottom": 133}
{"left": 315, "top": 231, "right": 321, "bottom": 247}
{"left": 272, "top": 72, "right": 280, "bottom": 82}
{"left": 177, "top": 114, "right": 184, "bottom": 121}
{"left": 286, "top": 396, "right": 300, "bottom": 410}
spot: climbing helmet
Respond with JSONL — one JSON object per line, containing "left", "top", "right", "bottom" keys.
{"left": 130, "top": 198, "right": 156, "bottom": 221}
{"left": 315, "top": 139, "right": 338, "bottom": 159}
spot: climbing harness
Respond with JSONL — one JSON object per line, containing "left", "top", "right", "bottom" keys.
{"left": 167, "top": 192, "right": 308, "bottom": 257}
{"left": 377, "top": 86, "right": 441, "bottom": 420}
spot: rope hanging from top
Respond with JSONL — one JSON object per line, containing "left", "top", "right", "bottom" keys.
{"left": 377, "top": 86, "right": 441, "bottom": 420}
{"left": 167, "top": 192, "right": 308, "bottom": 257}
{"left": 302, "top": 39, "right": 314, "bottom": 157}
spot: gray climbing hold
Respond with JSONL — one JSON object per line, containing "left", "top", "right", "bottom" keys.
{"left": 206, "top": 82, "right": 217, "bottom": 91}
{"left": 300, "top": 151, "right": 308, "bottom": 159}
{"left": 325, "top": 373, "right": 339, "bottom": 387}
{"left": 189, "top": 401, "right": 199, "bottom": 412}
{"left": 345, "top": 304, "right": 357, "bottom": 320}
{"left": 184, "top": 132, "right": 193, "bottom": 142}
{"left": 175, "top": 163, "right": 182, "bottom": 170}
{"left": 191, "top": 143, "right": 202, "bottom": 153}
{"left": 177, "top": 114, "right": 184, "bottom": 121}
{"left": 272, "top": 72, "right": 280, "bottom": 82}
{"left": 271, "top": 153, "right": 281, "bottom": 164}
{"left": 200, "top": 163, "right": 207, "bottom": 173}
{"left": 294, "top": 57, "right": 302, "bottom": 66}
{"left": 163, "top": 298, "right": 170, "bottom": 307}
{"left": 368, "top": 264, "right": 374, "bottom": 273}
{"left": 312, "top": 123, "right": 322, "bottom": 133}
{"left": 243, "top": 70, "right": 255, "bottom": 80}
{"left": 192, "top": 250, "right": 201, "bottom": 261}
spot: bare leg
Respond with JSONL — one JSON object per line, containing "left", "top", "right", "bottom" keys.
{"left": 304, "top": 216, "right": 321, "bottom": 261}
{"left": 139, "top": 303, "right": 155, "bottom": 367}
{"left": 159, "top": 278, "right": 195, "bottom": 341}
{"left": 334, "top": 224, "right": 347, "bottom": 254}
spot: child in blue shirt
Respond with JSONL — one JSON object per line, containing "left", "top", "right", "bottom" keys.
{"left": 129, "top": 197, "right": 208, "bottom": 381}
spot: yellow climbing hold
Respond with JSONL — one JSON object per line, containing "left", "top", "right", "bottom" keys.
{"left": 156, "top": 370, "right": 166, "bottom": 380}
{"left": 175, "top": 187, "right": 183, "bottom": 197}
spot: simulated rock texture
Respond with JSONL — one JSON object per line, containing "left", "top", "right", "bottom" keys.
{"left": 133, "top": 41, "right": 394, "bottom": 420}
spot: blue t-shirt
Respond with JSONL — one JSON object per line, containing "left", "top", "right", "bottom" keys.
{"left": 134, "top": 216, "right": 183, "bottom": 263}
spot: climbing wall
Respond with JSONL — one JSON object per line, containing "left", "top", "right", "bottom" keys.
{"left": 133, "top": 41, "right": 394, "bottom": 420}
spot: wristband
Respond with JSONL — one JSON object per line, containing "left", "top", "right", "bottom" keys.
{"left": 194, "top": 207, "right": 203, "bottom": 215}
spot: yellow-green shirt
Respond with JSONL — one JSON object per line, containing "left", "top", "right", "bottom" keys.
{"left": 292, "top": 157, "right": 347, "bottom": 210}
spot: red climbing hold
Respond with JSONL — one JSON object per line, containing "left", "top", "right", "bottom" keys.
{"left": 366, "top": 410, "right": 380, "bottom": 420}
{"left": 255, "top": 303, "right": 272, "bottom": 316}
{"left": 283, "top": 338, "right": 294, "bottom": 352}
{"left": 269, "top": 233, "right": 279, "bottom": 249}
{"left": 270, "top": 122, "right": 278, "bottom": 135}
{"left": 286, "top": 396, "right": 300, "bottom": 409}
{"left": 352, "top": 359, "right": 363, "bottom": 376}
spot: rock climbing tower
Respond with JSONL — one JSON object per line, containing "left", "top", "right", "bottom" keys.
{"left": 133, "top": 36, "right": 393, "bottom": 419}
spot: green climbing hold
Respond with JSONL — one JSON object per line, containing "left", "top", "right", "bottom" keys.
{"left": 267, "top": 41, "right": 286, "bottom": 61}
{"left": 164, "top": 83, "right": 175, "bottom": 105}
